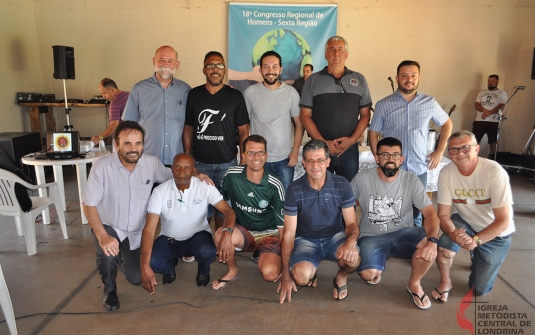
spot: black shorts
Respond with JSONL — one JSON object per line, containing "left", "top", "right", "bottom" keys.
{"left": 472, "top": 121, "right": 499, "bottom": 144}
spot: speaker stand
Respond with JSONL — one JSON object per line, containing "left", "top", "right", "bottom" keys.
{"left": 62, "top": 79, "right": 73, "bottom": 131}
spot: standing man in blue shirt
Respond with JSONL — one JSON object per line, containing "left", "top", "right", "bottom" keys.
{"left": 368, "top": 60, "right": 452, "bottom": 226}
{"left": 122, "top": 45, "right": 191, "bottom": 166}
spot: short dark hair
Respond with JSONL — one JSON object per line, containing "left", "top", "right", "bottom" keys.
{"left": 377, "top": 137, "right": 403, "bottom": 154}
{"left": 242, "top": 134, "right": 267, "bottom": 152}
{"left": 204, "top": 51, "right": 224, "bottom": 63}
{"left": 397, "top": 60, "right": 420, "bottom": 75}
{"left": 304, "top": 64, "right": 313, "bottom": 71}
{"left": 489, "top": 74, "right": 499, "bottom": 81}
{"left": 260, "top": 51, "right": 282, "bottom": 67}
{"left": 100, "top": 78, "right": 118, "bottom": 89}
{"left": 114, "top": 121, "right": 145, "bottom": 144}
{"left": 303, "top": 139, "right": 329, "bottom": 160}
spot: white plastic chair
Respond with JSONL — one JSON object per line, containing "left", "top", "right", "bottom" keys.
{"left": 0, "top": 264, "right": 17, "bottom": 334}
{"left": 0, "top": 169, "right": 68, "bottom": 255}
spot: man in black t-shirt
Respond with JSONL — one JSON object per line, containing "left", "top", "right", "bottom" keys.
{"left": 183, "top": 51, "right": 250, "bottom": 230}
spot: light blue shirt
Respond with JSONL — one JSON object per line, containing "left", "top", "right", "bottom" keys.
{"left": 122, "top": 74, "right": 191, "bottom": 165}
{"left": 369, "top": 90, "right": 449, "bottom": 175}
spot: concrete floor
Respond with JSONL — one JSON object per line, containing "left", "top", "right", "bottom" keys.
{"left": 0, "top": 166, "right": 534, "bottom": 335}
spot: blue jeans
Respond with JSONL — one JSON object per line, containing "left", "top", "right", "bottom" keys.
{"left": 357, "top": 227, "right": 426, "bottom": 272}
{"left": 328, "top": 143, "right": 359, "bottom": 182}
{"left": 290, "top": 231, "right": 357, "bottom": 269}
{"left": 412, "top": 172, "right": 427, "bottom": 227}
{"left": 150, "top": 231, "right": 216, "bottom": 277}
{"left": 195, "top": 158, "right": 237, "bottom": 218}
{"left": 265, "top": 158, "right": 294, "bottom": 191}
{"left": 438, "top": 214, "right": 512, "bottom": 296}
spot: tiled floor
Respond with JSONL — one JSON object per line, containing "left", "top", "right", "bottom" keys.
{"left": 0, "top": 166, "right": 533, "bottom": 335}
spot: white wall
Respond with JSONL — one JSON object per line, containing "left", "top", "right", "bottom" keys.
{"left": 2, "top": 0, "right": 534, "bottom": 154}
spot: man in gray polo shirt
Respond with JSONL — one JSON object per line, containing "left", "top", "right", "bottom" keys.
{"left": 244, "top": 51, "right": 303, "bottom": 191}
{"left": 300, "top": 36, "right": 372, "bottom": 182}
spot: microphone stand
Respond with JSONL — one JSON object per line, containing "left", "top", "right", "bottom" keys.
{"left": 388, "top": 77, "right": 395, "bottom": 93}
{"left": 491, "top": 86, "right": 524, "bottom": 161}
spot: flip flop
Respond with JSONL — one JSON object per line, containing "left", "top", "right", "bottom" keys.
{"left": 407, "top": 287, "right": 431, "bottom": 310}
{"left": 432, "top": 287, "right": 451, "bottom": 303}
{"left": 213, "top": 276, "right": 239, "bottom": 290}
{"left": 333, "top": 277, "right": 348, "bottom": 300}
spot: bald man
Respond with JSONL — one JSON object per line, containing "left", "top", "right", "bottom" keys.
{"left": 91, "top": 78, "right": 129, "bottom": 147}
{"left": 123, "top": 46, "right": 191, "bottom": 165}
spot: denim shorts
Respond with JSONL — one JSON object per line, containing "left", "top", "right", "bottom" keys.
{"left": 290, "top": 231, "right": 355, "bottom": 269}
{"left": 195, "top": 158, "right": 237, "bottom": 218}
{"left": 357, "top": 227, "right": 427, "bottom": 272}
{"left": 438, "top": 213, "right": 512, "bottom": 296}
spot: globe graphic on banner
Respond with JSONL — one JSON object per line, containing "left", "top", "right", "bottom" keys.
{"left": 252, "top": 29, "right": 312, "bottom": 81}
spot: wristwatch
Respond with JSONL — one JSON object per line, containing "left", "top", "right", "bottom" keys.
{"left": 222, "top": 227, "right": 233, "bottom": 235}
{"left": 473, "top": 235, "right": 482, "bottom": 246}
{"left": 427, "top": 236, "right": 439, "bottom": 244}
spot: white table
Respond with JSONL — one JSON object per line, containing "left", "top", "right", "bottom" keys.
{"left": 22, "top": 151, "right": 110, "bottom": 224}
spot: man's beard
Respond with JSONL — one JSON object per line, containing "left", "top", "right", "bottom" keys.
{"left": 488, "top": 84, "right": 496, "bottom": 90}
{"left": 399, "top": 82, "right": 418, "bottom": 94}
{"left": 120, "top": 149, "right": 143, "bottom": 164}
{"left": 263, "top": 73, "right": 280, "bottom": 85}
{"left": 380, "top": 163, "right": 399, "bottom": 177}
{"left": 156, "top": 66, "right": 176, "bottom": 80}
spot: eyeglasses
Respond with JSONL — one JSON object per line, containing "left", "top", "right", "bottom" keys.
{"left": 245, "top": 150, "right": 266, "bottom": 156}
{"left": 204, "top": 63, "right": 226, "bottom": 70}
{"left": 304, "top": 158, "right": 328, "bottom": 165}
{"left": 334, "top": 77, "right": 346, "bottom": 93}
{"left": 448, "top": 145, "right": 476, "bottom": 155}
{"left": 377, "top": 152, "right": 402, "bottom": 160}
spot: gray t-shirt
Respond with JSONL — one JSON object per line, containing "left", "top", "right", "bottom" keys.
{"left": 350, "top": 168, "right": 431, "bottom": 237}
{"left": 244, "top": 82, "right": 300, "bottom": 162}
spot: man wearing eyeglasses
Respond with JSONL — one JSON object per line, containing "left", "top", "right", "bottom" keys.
{"left": 433, "top": 131, "right": 514, "bottom": 301}
{"left": 300, "top": 36, "right": 372, "bottom": 182}
{"left": 183, "top": 51, "right": 250, "bottom": 230}
{"left": 279, "top": 139, "right": 360, "bottom": 303}
{"left": 211, "top": 135, "right": 286, "bottom": 290}
{"left": 350, "top": 137, "right": 440, "bottom": 310}
{"left": 368, "top": 60, "right": 453, "bottom": 227}
{"left": 244, "top": 51, "right": 304, "bottom": 191}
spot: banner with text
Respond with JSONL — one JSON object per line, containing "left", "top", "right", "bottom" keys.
{"left": 228, "top": 3, "right": 338, "bottom": 92}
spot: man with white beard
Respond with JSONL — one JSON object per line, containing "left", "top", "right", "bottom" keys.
{"left": 123, "top": 45, "right": 191, "bottom": 166}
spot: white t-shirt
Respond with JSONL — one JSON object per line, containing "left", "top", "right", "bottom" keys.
{"left": 147, "top": 176, "right": 223, "bottom": 240}
{"left": 474, "top": 89, "right": 507, "bottom": 123}
{"left": 437, "top": 158, "right": 515, "bottom": 236}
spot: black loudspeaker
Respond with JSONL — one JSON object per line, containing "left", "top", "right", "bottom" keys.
{"left": 52, "top": 45, "right": 75, "bottom": 79}
{"left": 532, "top": 47, "right": 535, "bottom": 80}
{"left": 0, "top": 132, "right": 42, "bottom": 181}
